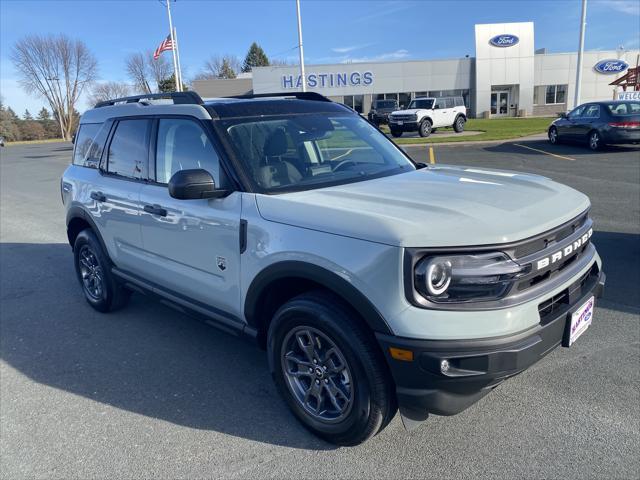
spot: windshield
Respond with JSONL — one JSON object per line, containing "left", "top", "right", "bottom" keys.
{"left": 375, "top": 100, "right": 396, "bottom": 109}
{"left": 221, "top": 113, "right": 415, "bottom": 193}
{"left": 408, "top": 99, "right": 434, "bottom": 109}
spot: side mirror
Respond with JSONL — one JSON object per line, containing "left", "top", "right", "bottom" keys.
{"left": 168, "top": 169, "right": 227, "bottom": 200}
{"left": 433, "top": 104, "right": 440, "bottom": 110}
{"left": 559, "top": 112, "right": 568, "bottom": 118}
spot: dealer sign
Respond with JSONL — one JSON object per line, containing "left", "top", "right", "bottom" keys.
{"left": 594, "top": 59, "right": 629, "bottom": 74}
{"left": 489, "top": 34, "right": 519, "bottom": 47}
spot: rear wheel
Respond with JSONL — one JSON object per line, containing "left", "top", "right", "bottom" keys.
{"left": 588, "top": 130, "right": 601, "bottom": 151}
{"left": 453, "top": 116, "right": 465, "bottom": 133}
{"left": 548, "top": 126, "right": 559, "bottom": 145}
{"left": 73, "top": 229, "right": 130, "bottom": 312}
{"left": 418, "top": 119, "right": 432, "bottom": 137}
{"left": 268, "top": 291, "right": 396, "bottom": 446}
{"left": 390, "top": 129, "right": 402, "bottom": 138}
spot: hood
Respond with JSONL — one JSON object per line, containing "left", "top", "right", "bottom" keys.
{"left": 255, "top": 166, "right": 591, "bottom": 248}
{"left": 391, "top": 109, "right": 421, "bottom": 116}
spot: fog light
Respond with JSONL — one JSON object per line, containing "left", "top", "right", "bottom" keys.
{"left": 440, "top": 359, "right": 450, "bottom": 374}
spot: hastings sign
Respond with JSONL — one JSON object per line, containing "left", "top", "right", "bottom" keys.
{"left": 594, "top": 59, "right": 629, "bottom": 75}
{"left": 489, "top": 34, "right": 519, "bottom": 47}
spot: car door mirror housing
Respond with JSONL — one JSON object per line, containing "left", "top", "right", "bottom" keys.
{"left": 168, "top": 169, "right": 228, "bottom": 200}
{"left": 559, "top": 112, "right": 568, "bottom": 119}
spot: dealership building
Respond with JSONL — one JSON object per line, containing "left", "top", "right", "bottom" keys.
{"left": 193, "top": 22, "right": 639, "bottom": 118}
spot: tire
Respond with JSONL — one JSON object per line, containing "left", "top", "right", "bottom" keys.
{"left": 418, "top": 119, "right": 432, "bottom": 137}
{"left": 390, "top": 129, "right": 402, "bottom": 138}
{"left": 588, "top": 130, "right": 601, "bottom": 151}
{"left": 453, "top": 116, "right": 465, "bottom": 133}
{"left": 268, "top": 290, "right": 396, "bottom": 446}
{"left": 548, "top": 126, "right": 559, "bottom": 145}
{"left": 73, "top": 229, "right": 130, "bottom": 312}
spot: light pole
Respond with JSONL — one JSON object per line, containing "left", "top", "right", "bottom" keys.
{"left": 165, "top": 0, "right": 181, "bottom": 92}
{"left": 573, "top": 0, "right": 587, "bottom": 108}
{"left": 296, "top": 0, "right": 306, "bottom": 92}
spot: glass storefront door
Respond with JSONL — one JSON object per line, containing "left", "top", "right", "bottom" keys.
{"left": 490, "top": 91, "right": 509, "bottom": 116}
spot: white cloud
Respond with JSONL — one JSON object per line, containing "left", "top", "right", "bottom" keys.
{"left": 331, "top": 43, "right": 375, "bottom": 54}
{"left": 345, "top": 49, "right": 411, "bottom": 63}
{"left": 601, "top": 0, "right": 640, "bottom": 15}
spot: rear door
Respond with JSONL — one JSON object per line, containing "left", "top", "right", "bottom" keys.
{"left": 138, "top": 116, "right": 242, "bottom": 316}
{"left": 94, "top": 118, "right": 150, "bottom": 273}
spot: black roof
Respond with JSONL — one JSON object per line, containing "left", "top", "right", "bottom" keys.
{"left": 205, "top": 98, "right": 350, "bottom": 118}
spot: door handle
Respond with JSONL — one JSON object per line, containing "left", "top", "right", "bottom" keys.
{"left": 144, "top": 204, "right": 168, "bottom": 217}
{"left": 90, "top": 191, "right": 106, "bottom": 202}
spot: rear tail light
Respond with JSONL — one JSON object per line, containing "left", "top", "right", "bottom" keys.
{"left": 609, "top": 121, "right": 640, "bottom": 128}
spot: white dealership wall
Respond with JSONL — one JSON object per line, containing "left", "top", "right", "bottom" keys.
{"left": 195, "top": 21, "right": 639, "bottom": 118}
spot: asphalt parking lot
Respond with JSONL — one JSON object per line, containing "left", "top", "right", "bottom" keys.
{"left": 1, "top": 139, "right": 639, "bottom": 479}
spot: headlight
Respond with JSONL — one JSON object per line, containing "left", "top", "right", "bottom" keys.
{"left": 414, "top": 252, "right": 524, "bottom": 303}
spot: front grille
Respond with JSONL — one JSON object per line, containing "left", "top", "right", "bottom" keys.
{"left": 538, "top": 263, "right": 599, "bottom": 325}
{"left": 513, "top": 212, "right": 588, "bottom": 258}
{"left": 391, "top": 115, "right": 416, "bottom": 122}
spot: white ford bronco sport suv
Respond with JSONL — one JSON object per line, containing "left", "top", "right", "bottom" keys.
{"left": 62, "top": 91, "right": 605, "bottom": 446}
{"left": 389, "top": 96, "right": 466, "bottom": 138}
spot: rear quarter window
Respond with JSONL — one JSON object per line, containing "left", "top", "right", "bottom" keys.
{"left": 73, "top": 123, "right": 108, "bottom": 168}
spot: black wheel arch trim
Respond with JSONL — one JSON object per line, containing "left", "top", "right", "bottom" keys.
{"left": 244, "top": 261, "right": 393, "bottom": 335}
{"left": 66, "top": 205, "right": 109, "bottom": 254}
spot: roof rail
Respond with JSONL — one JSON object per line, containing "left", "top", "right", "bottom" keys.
{"left": 94, "top": 91, "right": 204, "bottom": 108}
{"left": 226, "top": 92, "right": 333, "bottom": 103}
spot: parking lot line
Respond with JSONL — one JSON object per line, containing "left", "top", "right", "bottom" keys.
{"left": 513, "top": 143, "right": 576, "bottom": 161}
{"left": 429, "top": 146, "right": 435, "bottom": 164}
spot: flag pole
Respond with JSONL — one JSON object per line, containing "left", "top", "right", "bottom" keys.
{"left": 573, "top": 0, "right": 587, "bottom": 108}
{"left": 295, "top": 0, "right": 306, "bottom": 92}
{"left": 165, "top": 0, "right": 181, "bottom": 92}
{"left": 173, "top": 27, "right": 184, "bottom": 91}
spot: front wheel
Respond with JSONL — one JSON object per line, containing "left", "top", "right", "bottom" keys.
{"left": 453, "top": 116, "right": 465, "bottom": 133}
{"left": 548, "top": 126, "right": 559, "bottom": 145}
{"left": 588, "top": 130, "right": 601, "bottom": 151}
{"left": 268, "top": 291, "right": 396, "bottom": 446}
{"left": 418, "top": 119, "right": 432, "bottom": 137}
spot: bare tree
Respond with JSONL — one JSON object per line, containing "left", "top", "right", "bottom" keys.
{"left": 87, "top": 81, "right": 131, "bottom": 106}
{"left": 270, "top": 58, "right": 295, "bottom": 67}
{"left": 125, "top": 51, "right": 172, "bottom": 94}
{"left": 10, "top": 34, "right": 98, "bottom": 141}
{"left": 194, "top": 54, "right": 241, "bottom": 80}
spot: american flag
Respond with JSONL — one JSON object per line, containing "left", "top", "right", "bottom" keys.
{"left": 153, "top": 34, "right": 174, "bottom": 60}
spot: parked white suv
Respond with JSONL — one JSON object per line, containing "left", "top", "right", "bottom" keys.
{"left": 62, "top": 91, "right": 604, "bottom": 446}
{"left": 389, "top": 96, "right": 466, "bottom": 137}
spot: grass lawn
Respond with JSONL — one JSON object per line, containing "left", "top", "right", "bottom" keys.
{"left": 5, "top": 138, "right": 66, "bottom": 146}
{"left": 381, "top": 117, "right": 554, "bottom": 144}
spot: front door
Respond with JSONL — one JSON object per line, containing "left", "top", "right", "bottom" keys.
{"left": 138, "top": 117, "right": 242, "bottom": 315}
{"left": 490, "top": 91, "right": 509, "bottom": 116}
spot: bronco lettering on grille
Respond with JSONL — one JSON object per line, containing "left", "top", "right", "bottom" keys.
{"left": 536, "top": 228, "right": 593, "bottom": 271}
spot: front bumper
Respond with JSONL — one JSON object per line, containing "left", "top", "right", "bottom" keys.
{"left": 376, "top": 266, "right": 605, "bottom": 423}
{"left": 389, "top": 120, "right": 419, "bottom": 132}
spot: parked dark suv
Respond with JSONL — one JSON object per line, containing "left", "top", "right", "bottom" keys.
{"left": 368, "top": 99, "right": 399, "bottom": 126}
{"left": 548, "top": 100, "right": 640, "bottom": 150}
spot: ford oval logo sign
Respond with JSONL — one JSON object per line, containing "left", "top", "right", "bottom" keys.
{"left": 594, "top": 59, "right": 629, "bottom": 74}
{"left": 489, "top": 34, "right": 519, "bottom": 47}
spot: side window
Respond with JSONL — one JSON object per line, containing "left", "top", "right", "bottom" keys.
{"left": 434, "top": 99, "right": 443, "bottom": 109}
{"left": 583, "top": 105, "right": 600, "bottom": 119}
{"left": 155, "top": 118, "right": 220, "bottom": 185}
{"left": 568, "top": 105, "right": 585, "bottom": 119}
{"left": 445, "top": 98, "right": 454, "bottom": 108}
{"left": 107, "top": 119, "right": 150, "bottom": 180}
{"left": 73, "top": 123, "right": 107, "bottom": 168}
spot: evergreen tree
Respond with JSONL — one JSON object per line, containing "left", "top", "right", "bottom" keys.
{"left": 37, "top": 107, "right": 51, "bottom": 120}
{"left": 242, "top": 42, "right": 269, "bottom": 72}
{"left": 23, "top": 109, "right": 33, "bottom": 120}
{"left": 219, "top": 58, "right": 237, "bottom": 79}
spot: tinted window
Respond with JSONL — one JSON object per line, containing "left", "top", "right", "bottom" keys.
{"left": 155, "top": 118, "right": 220, "bottom": 184}
{"left": 568, "top": 105, "right": 585, "bottom": 119}
{"left": 107, "top": 119, "right": 150, "bottom": 179}
{"left": 408, "top": 99, "right": 434, "bottom": 109}
{"left": 606, "top": 101, "right": 640, "bottom": 115}
{"left": 583, "top": 105, "right": 600, "bottom": 119}
{"left": 444, "top": 98, "right": 454, "bottom": 108}
{"left": 73, "top": 123, "right": 108, "bottom": 168}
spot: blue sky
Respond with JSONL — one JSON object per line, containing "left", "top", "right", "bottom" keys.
{"left": 1, "top": 0, "right": 639, "bottom": 114}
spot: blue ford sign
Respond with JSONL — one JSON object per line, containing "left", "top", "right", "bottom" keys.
{"left": 594, "top": 59, "right": 629, "bottom": 74}
{"left": 489, "top": 34, "right": 519, "bottom": 47}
